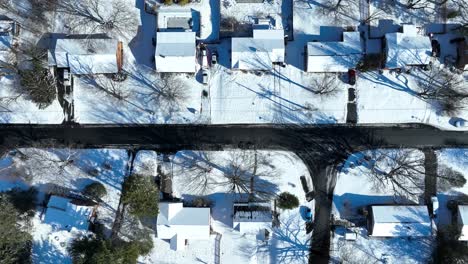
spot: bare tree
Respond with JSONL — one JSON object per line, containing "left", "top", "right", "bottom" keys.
{"left": 364, "top": 149, "right": 425, "bottom": 200}
{"left": 93, "top": 75, "right": 129, "bottom": 100}
{"left": 175, "top": 151, "right": 218, "bottom": 195}
{"left": 144, "top": 73, "right": 189, "bottom": 108}
{"left": 309, "top": 73, "right": 340, "bottom": 96}
{"left": 414, "top": 66, "right": 467, "bottom": 115}
{"left": 57, "top": 0, "right": 137, "bottom": 36}
{"left": 318, "top": 0, "right": 359, "bottom": 23}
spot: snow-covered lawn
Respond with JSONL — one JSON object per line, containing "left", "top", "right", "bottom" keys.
{"left": 142, "top": 150, "right": 313, "bottom": 264}
{"left": 436, "top": 149, "right": 468, "bottom": 227}
{"left": 0, "top": 148, "right": 130, "bottom": 263}
{"left": 0, "top": 75, "right": 63, "bottom": 124}
{"left": 356, "top": 69, "right": 468, "bottom": 130}
{"left": 332, "top": 149, "right": 434, "bottom": 264}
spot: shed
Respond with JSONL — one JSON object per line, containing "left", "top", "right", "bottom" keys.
{"left": 385, "top": 24, "right": 432, "bottom": 69}
{"left": 233, "top": 202, "right": 272, "bottom": 239}
{"left": 43, "top": 196, "right": 94, "bottom": 231}
{"left": 306, "top": 31, "right": 362, "bottom": 72}
{"left": 458, "top": 205, "right": 468, "bottom": 241}
{"left": 231, "top": 29, "right": 285, "bottom": 71}
{"left": 155, "top": 32, "right": 196, "bottom": 73}
{"left": 368, "top": 205, "right": 432, "bottom": 237}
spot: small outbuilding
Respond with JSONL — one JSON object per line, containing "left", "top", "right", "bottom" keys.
{"left": 157, "top": 201, "right": 211, "bottom": 251}
{"left": 233, "top": 201, "right": 272, "bottom": 240}
{"left": 385, "top": 24, "right": 432, "bottom": 69}
{"left": 368, "top": 205, "right": 432, "bottom": 237}
{"left": 457, "top": 205, "right": 468, "bottom": 241}
{"left": 155, "top": 31, "right": 196, "bottom": 73}
{"left": 43, "top": 195, "right": 95, "bottom": 231}
{"left": 231, "top": 29, "right": 285, "bottom": 71}
{"left": 306, "top": 31, "right": 363, "bottom": 73}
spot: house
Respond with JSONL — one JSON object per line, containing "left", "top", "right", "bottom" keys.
{"left": 0, "top": 16, "right": 18, "bottom": 69}
{"left": 157, "top": 201, "right": 211, "bottom": 251}
{"left": 306, "top": 31, "right": 362, "bottom": 72}
{"left": 457, "top": 205, "right": 468, "bottom": 241}
{"left": 48, "top": 36, "right": 123, "bottom": 75}
{"left": 231, "top": 29, "right": 285, "bottom": 71}
{"left": 385, "top": 24, "right": 432, "bottom": 69}
{"left": 368, "top": 205, "right": 433, "bottom": 237}
{"left": 43, "top": 195, "right": 95, "bottom": 231}
{"left": 233, "top": 202, "right": 272, "bottom": 240}
{"left": 155, "top": 32, "right": 196, "bottom": 73}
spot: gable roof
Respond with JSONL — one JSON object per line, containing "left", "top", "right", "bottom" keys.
{"left": 231, "top": 29, "right": 285, "bottom": 70}
{"left": 157, "top": 202, "right": 210, "bottom": 240}
{"left": 459, "top": 205, "right": 468, "bottom": 225}
{"left": 44, "top": 196, "right": 93, "bottom": 231}
{"left": 372, "top": 205, "right": 430, "bottom": 224}
{"left": 48, "top": 38, "right": 119, "bottom": 75}
{"left": 155, "top": 32, "right": 196, "bottom": 72}
{"left": 385, "top": 25, "right": 432, "bottom": 68}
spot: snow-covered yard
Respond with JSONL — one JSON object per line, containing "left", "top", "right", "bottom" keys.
{"left": 0, "top": 148, "right": 130, "bottom": 263}
{"left": 140, "top": 150, "right": 313, "bottom": 264}
{"left": 331, "top": 149, "right": 435, "bottom": 264}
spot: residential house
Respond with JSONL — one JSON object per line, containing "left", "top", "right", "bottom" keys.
{"left": 458, "top": 205, "right": 468, "bottom": 241}
{"left": 368, "top": 205, "right": 433, "bottom": 237}
{"left": 231, "top": 28, "right": 285, "bottom": 71}
{"left": 157, "top": 9, "right": 194, "bottom": 32}
{"left": 157, "top": 201, "right": 211, "bottom": 251}
{"left": 385, "top": 24, "right": 432, "bottom": 69}
{"left": 305, "top": 31, "right": 362, "bottom": 72}
{"left": 48, "top": 36, "right": 123, "bottom": 75}
{"left": 43, "top": 195, "right": 96, "bottom": 231}
{"left": 155, "top": 31, "right": 196, "bottom": 73}
{"left": 233, "top": 201, "right": 272, "bottom": 240}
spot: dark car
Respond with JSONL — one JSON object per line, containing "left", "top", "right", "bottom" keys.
{"left": 348, "top": 69, "right": 356, "bottom": 85}
{"left": 211, "top": 50, "right": 218, "bottom": 65}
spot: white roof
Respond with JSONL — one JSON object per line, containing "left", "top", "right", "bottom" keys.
{"left": 385, "top": 25, "right": 432, "bottom": 68}
{"left": 0, "top": 35, "right": 11, "bottom": 51}
{"left": 306, "top": 32, "right": 362, "bottom": 72}
{"left": 157, "top": 202, "right": 210, "bottom": 240}
{"left": 155, "top": 32, "right": 196, "bottom": 72}
{"left": 459, "top": 205, "right": 468, "bottom": 225}
{"left": 231, "top": 29, "right": 285, "bottom": 70}
{"left": 157, "top": 9, "right": 192, "bottom": 30}
{"left": 371, "top": 205, "right": 432, "bottom": 237}
{"left": 44, "top": 196, "right": 92, "bottom": 231}
{"left": 48, "top": 38, "right": 119, "bottom": 75}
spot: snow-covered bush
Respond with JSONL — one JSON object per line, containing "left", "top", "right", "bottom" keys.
{"left": 277, "top": 192, "right": 299, "bottom": 210}
{"left": 83, "top": 182, "right": 107, "bottom": 200}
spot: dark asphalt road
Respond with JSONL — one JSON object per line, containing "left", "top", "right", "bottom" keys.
{"left": 1, "top": 123, "right": 467, "bottom": 263}
{"left": 0, "top": 123, "right": 467, "bottom": 150}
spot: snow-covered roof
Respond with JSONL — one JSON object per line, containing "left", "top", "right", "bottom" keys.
{"left": 459, "top": 205, "right": 468, "bottom": 225}
{"left": 459, "top": 205, "right": 468, "bottom": 241}
{"left": 231, "top": 29, "right": 285, "bottom": 70}
{"left": 306, "top": 32, "right": 362, "bottom": 72}
{"left": 157, "top": 202, "right": 210, "bottom": 243}
{"left": 385, "top": 25, "right": 432, "bottom": 68}
{"left": 48, "top": 38, "right": 119, "bottom": 75}
{"left": 370, "top": 205, "right": 432, "bottom": 237}
{"left": 0, "top": 35, "right": 11, "bottom": 50}
{"left": 233, "top": 202, "right": 272, "bottom": 234}
{"left": 155, "top": 32, "right": 196, "bottom": 73}
{"left": 157, "top": 9, "right": 192, "bottom": 30}
{"left": 43, "top": 196, "right": 93, "bottom": 231}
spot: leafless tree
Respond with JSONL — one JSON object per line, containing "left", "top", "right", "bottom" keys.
{"left": 57, "top": 0, "right": 137, "bottom": 36}
{"left": 175, "top": 151, "right": 218, "bottom": 195}
{"left": 414, "top": 66, "right": 467, "bottom": 116}
{"left": 145, "top": 73, "right": 189, "bottom": 108}
{"left": 309, "top": 73, "right": 340, "bottom": 96}
{"left": 364, "top": 149, "right": 425, "bottom": 200}
{"left": 93, "top": 75, "right": 129, "bottom": 101}
{"left": 318, "top": 0, "right": 359, "bottom": 23}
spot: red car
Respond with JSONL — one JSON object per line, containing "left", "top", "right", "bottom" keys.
{"left": 348, "top": 69, "right": 356, "bottom": 85}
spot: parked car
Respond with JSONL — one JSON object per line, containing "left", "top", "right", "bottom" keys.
{"left": 201, "top": 47, "right": 208, "bottom": 68}
{"left": 348, "top": 69, "right": 356, "bottom": 85}
{"left": 453, "top": 118, "right": 466, "bottom": 128}
{"left": 211, "top": 49, "right": 218, "bottom": 65}
{"left": 202, "top": 70, "right": 209, "bottom": 85}
{"left": 305, "top": 207, "right": 312, "bottom": 221}
{"left": 63, "top": 69, "right": 71, "bottom": 86}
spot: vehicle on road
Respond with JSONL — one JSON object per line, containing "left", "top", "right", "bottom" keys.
{"left": 453, "top": 118, "right": 466, "bottom": 128}
{"left": 211, "top": 49, "right": 218, "bottom": 65}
